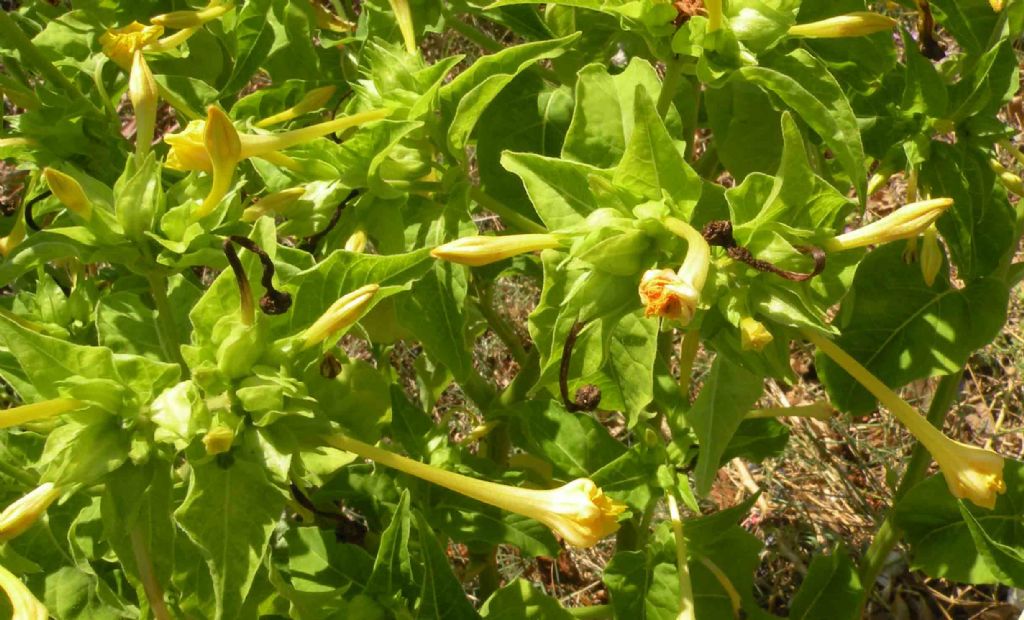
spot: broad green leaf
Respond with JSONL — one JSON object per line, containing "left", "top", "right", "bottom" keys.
{"left": 894, "top": 459, "right": 1024, "bottom": 585}
{"left": 788, "top": 546, "right": 863, "bottom": 620}
{"left": 220, "top": 0, "right": 276, "bottom": 97}
{"left": 44, "top": 565, "right": 138, "bottom": 619}
{"left": 739, "top": 49, "right": 866, "bottom": 201}
{"left": 817, "top": 244, "right": 1008, "bottom": 414}
{"left": 414, "top": 512, "right": 479, "bottom": 619}
{"left": 507, "top": 400, "right": 625, "bottom": 479}
{"left": 704, "top": 78, "right": 783, "bottom": 180}
{"left": 480, "top": 579, "right": 573, "bottom": 619}
{"left": 685, "top": 357, "right": 764, "bottom": 496}
{"left": 605, "top": 313, "right": 659, "bottom": 426}
{"left": 959, "top": 501, "right": 1024, "bottom": 587}
{"left": 367, "top": 490, "right": 415, "bottom": 598}
{"left": 174, "top": 448, "right": 287, "bottom": 620}
{"left": 96, "top": 292, "right": 163, "bottom": 359}
{"left": 501, "top": 152, "right": 610, "bottom": 230}
{"left": 284, "top": 526, "right": 374, "bottom": 594}
{"left": 604, "top": 550, "right": 679, "bottom": 620}
{"left": 441, "top": 504, "right": 559, "bottom": 558}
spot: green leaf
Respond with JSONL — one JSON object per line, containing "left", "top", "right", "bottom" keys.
{"left": 500, "top": 152, "right": 609, "bottom": 230}
{"left": 480, "top": 579, "right": 573, "bottom": 619}
{"left": 788, "top": 546, "right": 863, "bottom": 620}
{"left": 96, "top": 292, "right": 163, "bottom": 359}
{"left": 894, "top": 459, "right": 1024, "bottom": 585}
{"left": 284, "top": 526, "right": 374, "bottom": 593}
{"left": 396, "top": 261, "right": 473, "bottom": 383}
{"left": 441, "top": 504, "right": 559, "bottom": 558}
{"left": 367, "top": 490, "right": 414, "bottom": 598}
{"left": 174, "top": 447, "right": 286, "bottom": 620}
{"left": 958, "top": 502, "right": 1024, "bottom": 587}
{"left": 685, "top": 357, "right": 764, "bottom": 496}
{"left": 817, "top": 244, "right": 1008, "bottom": 414}
{"left": 414, "top": 511, "right": 479, "bottom": 619}
{"left": 507, "top": 400, "right": 625, "bottom": 479}
{"left": 704, "top": 78, "right": 783, "bottom": 180}
{"left": 739, "top": 49, "right": 866, "bottom": 201}
{"left": 221, "top": 0, "right": 276, "bottom": 97}
{"left": 604, "top": 550, "right": 679, "bottom": 620}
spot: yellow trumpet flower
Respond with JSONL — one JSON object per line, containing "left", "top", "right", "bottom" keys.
{"left": 165, "top": 108, "right": 393, "bottom": 173}
{"left": 129, "top": 50, "right": 159, "bottom": 158}
{"left": 151, "top": 0, "right": 234, "bottom": 29}
{"left": 328, "top": 434, "right": 626, "bottom": 548}
{"left": 805, "top": 329, "right": 1006, "bottom": 509}
{"left": 788, "top": 12, "right": 897, "bottom": 38}
{"left": 0, "top": 483, "right": 62, "bottom": 542}
{"left": 192, "top": 106, "right": 241, "bottom": 221}
{"left": 301, "top": 284, "right": 380, "bottom": 349}
{"left": 430, "top": 234, "right": 561, "bottom": 267}
{"left": 99, "top": 21, "right": 165, "bottom": 69}
{"left": 0, "top": 398, "right": 82, "bottom": 429}
{"left": 0, "top": 562, "right": 47, "bottom": 620}
{"left": 638, "top": 218, "right": 710, "bottom": 326}
{"left": 256, "top": 86, "right": 337, "bottom": 128}
{"left": 825, "top": 198, "right": 954, "bottom": 252}
{"left": 740, "top": 317, "right": 773, "bottom": 352}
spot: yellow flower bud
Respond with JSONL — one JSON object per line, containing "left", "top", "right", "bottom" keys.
{"left": 788, "top": 12, "right": 897, "bottom": 38}
{"left": 344, "top": 229, "right": 368, "bottom": 253}
{"left": 919, "top": 225, "right": 942, "bottom": 287}
{"left": 202, "top": 426, "right": 234, "bottom": 455}
{"left": 825, "top": 198, "right": 954, "bottom": 252}
{"left": 387, "top": 0, "right": 417, "bottom": 54}
{"left": 99, "top": 22, "right": 164, "bottom": 69}
{"left": 43, "top": 168, "right": 92, "bottom": 220}
{"left": 256, "top": 85, "right": 338, "bottom": 128}
{"left": 739, "top": 317, "right": 773, "bottom": 352}
{"left": 193, "top": 106, "right": 241, "bottom": 221}
{"left": 0, "top": 562, "right": 48, "bottom": 620}
{"left": 301, "top": 284, "right": 380, "bottom": 349}
{"left": 0, "top": 212, "right": 26, "bottom": 258}
{"left": 430, "top": 234, "right": 561, "bottom": 267}
{"left": 990, "top": 159, "right": 1024, "bottom": 196}
{"left": 0, "top": 398, "right": 82, "bottom": 429}
{"left": 151, "top": 0, "right": 234, "bottom": 28}
{"left": 805, "top": 329, "right": 1006, "bottom": 509}
{"left": 129, "top": 50, "right": 159, "bottom": 159}
{"left": 990, "top": 0, "right": 1003, "bottom": 11}
{"left": 0, "top": 483, "right": 62, "bottom": 542}
{"left": 241, "top": 187, "right": 306, "bottom": 222}
{"left": 329, "top": 434, "right": 626, "bottom": 548}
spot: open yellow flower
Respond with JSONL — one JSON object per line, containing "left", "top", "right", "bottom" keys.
{"left": 0, "top": 483, "right": 62, "bottom": 542}
{"left": 788, "top": 12, "right": 897, "bottom": 38}
{"left": 430, "top": 234, "right": 561, "bottom": 267}
{"left": 99, "top": 21, "right": 165, "bottom": 69}
{"left": 328, "top": 434, "right": 626, "bottom": 548}
{"left": 639, "top": 269, "right": 699, "bottom": 323}
{"left": 825, "top": 198, "right": 954, "bottom": 252}
{"left": 0, "top": 562, "right": 47, "bottom": 620}
{"left": 740, "top": 317, "right": 773, "bottom": 352}
{"left": 805, "top": 329, "right": 1006, "bottom": 509}
{"left": 301, "top": 284, "right": 380, "bottom": 349}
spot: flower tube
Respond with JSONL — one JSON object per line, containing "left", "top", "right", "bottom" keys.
{"left": 42, "top": 168, "right": 92, "bottom": 221}
{"left": 0, "top": 483, "right": 62, "bottom": 542}
{"left": 0, "top": 398, "right": 82, "bottom": 429}
{"left": 824, "top": 198, "right": 953, "bottom": 252}
{"left": 301, "top": 284, "right": 379, "bottom": 350}
{"left": 788, "top": 12, "right": 897, "bottom": 38}
{"left": 0, "top": 562, "right": 47, "bottom": 620}
{"left": 151, "top": 0, "right": 234, "bottom": 28}
{"left": 430, "top": 234, "right": 562, "bottom": 267}
{"left": 256, "top": 86, "right": 337, "bottom": 128}
{"left": 804, "top": 329, "right": 1006, "bottom": 509}
{"left": 328, "top": 434, "right": 626, "bottom": 548}
{"left": 164, "top": 108, "right": 393, "bottom": 173}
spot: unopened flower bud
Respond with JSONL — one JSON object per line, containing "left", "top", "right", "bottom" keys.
{"left": 0, "top": 562, "right": 48, "bottom": 620}
{"left": 301, "top": 284, "right": 379, "bottom": 349}
{"left": 256, "top": 86, "right": 337, "bottom": 128}
{"left": 788, "top": 12, "right": 897, "bottom": 38}
{"left": 825, "top": 198, "right": 954, "bottom": 252}
{"left": 43, "top": 168, "right": 92, "bottom": 220}
{"left": 129, "top": 50, "right": 159, "bottom": 158}
{"left": 241, "top": 187, "right": 306, "bottom": 222}
{"left": 151, "top": 0, "right": 234, "bottom": 28}
{"left": 0, "top": 483, "right": 61, "bottom": 542}
{"left": 387, "top": 0, "right": 417, "bottom": 54}
{"left": 202, "top": 426, "right": 234, "bottom": 455}
{"left": 991, "top": 0, "right": 1003, "bottom": 11}
{"left": 919, "top": 225, "right": 942, "bottom": 287}
{"left": 430, "top": 234, "right": 561, "bottom": 267}
{"left": 344, "top": 230, "right": 368, "bottom": 253}
{"left": 739, "top": 317, "right": 773, "bottom": 352}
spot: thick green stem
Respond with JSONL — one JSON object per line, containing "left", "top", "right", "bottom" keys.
{"left": 0, "top": 11, "right": 96, "bottom": 113}
{"left": 857, "top": 370, "right": 963, "bottom": 612}
{"left": 146, "top": 273, "right": 187, "bottom": 373}
{"left": 475, "top": 284, "right": 528, "bottom": 366}
{"left": 130, "top": 526, "right": 172, "bottom": 620}
{"left": 657, "top": 56, "right": 685, "bottom": 118}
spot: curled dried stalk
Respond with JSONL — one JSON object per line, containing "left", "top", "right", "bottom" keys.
{"left": 701, "top": 220, "right": 826, "bottom": 282}
{"left": 302, "top": 189, "right": 360, "bottom": 253}
{"left": 559, "top": 321, "right": 601, "bottom": 413}
{"left": 224, "top": 236, "right": 292, "bottom": 317}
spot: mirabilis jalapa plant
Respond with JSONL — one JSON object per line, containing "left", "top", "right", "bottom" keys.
{"left": 0, "top": 0, "right": 1021, "bottom": 617}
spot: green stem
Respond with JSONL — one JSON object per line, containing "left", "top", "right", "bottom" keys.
{"left": 146, "top": 273, "right": 187, "bottom": 373}
{"left": 569, "top": 605, "right": 614, "bottom": 619}
{"left": 475, "top": 284, "right": 528, "bottom": 366}
{"left": 130, "top": 526, "right": 172, "bottom": 620}
{"left": 0, "top": 11, "right": 96, "bottom": 113}
{"left": 667, "top": 493, "right": 696, "bottom": 620}
{"left": 857, "top": 369, "right": 963, "bottom": 613}
{"left": 470, "top": 186, "right": 549, "bottom": 235}
{"left": 677, "top": 329, "right": 700, "bottom": 403}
